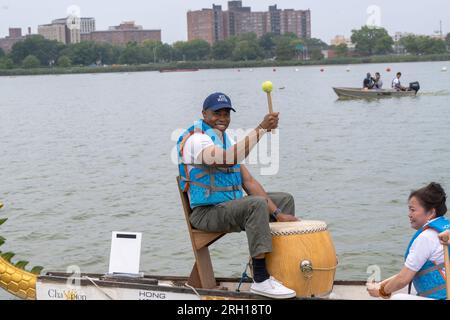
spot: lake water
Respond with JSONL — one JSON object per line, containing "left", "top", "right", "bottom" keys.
{"left": 1, "top": 61, "right": 449, "bottom": 299}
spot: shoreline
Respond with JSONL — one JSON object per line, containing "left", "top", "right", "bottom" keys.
{"left": 1, "top": 53, "right": 449, "bottom": 77}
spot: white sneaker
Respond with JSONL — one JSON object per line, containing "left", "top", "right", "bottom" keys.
{"left": 250, "top": 277, "right": 296, "bottom": 299}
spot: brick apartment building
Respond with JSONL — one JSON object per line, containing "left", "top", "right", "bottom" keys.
{"left": 0, "top": 27, "right": 31, "bottom": 53}
{"left": 187, "top": 1, "right": 311, "bottom": 44}
{"left": 81, "top": 21, "right": 161, "bottom": 46}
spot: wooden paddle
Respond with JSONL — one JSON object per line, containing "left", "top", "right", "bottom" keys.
{"left": 444, "top": 243, "right": 450, "bottom": 300}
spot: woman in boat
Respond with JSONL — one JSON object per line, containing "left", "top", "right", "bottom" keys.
{"left": 367, "top": 182, "right": 449, "bottom": 300}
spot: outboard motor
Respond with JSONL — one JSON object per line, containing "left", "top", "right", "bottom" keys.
{"left": 409, "top": 82, "right": 420, "bottom": 93}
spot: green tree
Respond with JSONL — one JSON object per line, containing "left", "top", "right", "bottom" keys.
{"left": 0, "top": 48, "right": 5, "bottom": 58}
{"left": 173, "top": 39, "right": 211, "bottom": 61}
{"left": 399, "top": 35, "right": 418, "bottom": 54}
{"left": 11, "top": 35, "right": 64, "bottom": 66}
{"left": 334, "top": 43, "right": 349, "bottom": 57}
{"left": 351, "top": 26, "right": 394, "bottom": 55}
{"left": 446, "top": 33, "right": 450, "bottom": 48}
{"left": 22, "top": 55, "right": 40, "bottom": 68}
{"left": 212, "top": 40, "right": 235, "bottom": 60}
{"left": 259, "top": 33, "right": 277, "bottom": 58}
{"left": 304, "top": 38, "right": 329, "bottom": 50}
{"left": 0, "top": 57, "right": 15, "bottom": 69}
{"left": 141, "top": 40, "right": 161, "bottom": 63}
{"left": 119, "top": 42, "right": 144, "bottom": 65}
{"left": 60, "top": 41, "right": 119, "bottom": 66}
{"left": 232, "top": 39, "right": 264, "bottom": 61}
{"left": 400, "top": 35, "right": 447, "bottom": 55}
{"left": 156, "top": 43, "right": 175, "bottom": 62}
{"left": 140, "top": 40, "right": 175, "bottom": 63}
{"left": 275, "top": 36, "right": 297, "bottom": 60}
{"left": 310, "top": 48, "right": 325, "bottom": 61}
{"left": 57, "top": 55, "right": 72, "bottom": 67}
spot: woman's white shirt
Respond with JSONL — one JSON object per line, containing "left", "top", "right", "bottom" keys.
{"left": 405, "top": 218, "right": 445, "bottom": 272}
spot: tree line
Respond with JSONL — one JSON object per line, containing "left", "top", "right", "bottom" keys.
{"left": 0, "top": 33, "right": 328, "bottom": 69}
{"left": 0, "top": 27, "right": 449, "bottom": 70}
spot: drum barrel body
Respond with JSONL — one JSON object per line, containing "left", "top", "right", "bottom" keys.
{"left": 266, "top": 222, "right": 337, "bottom": 298}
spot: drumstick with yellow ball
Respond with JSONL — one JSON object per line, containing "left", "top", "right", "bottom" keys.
{"left": 262, "top": 81, "right": 276, "bottom": 133}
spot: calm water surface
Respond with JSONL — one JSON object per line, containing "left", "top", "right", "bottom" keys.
{"left": 1, "top": 61, "right": 450, "bottom": 299}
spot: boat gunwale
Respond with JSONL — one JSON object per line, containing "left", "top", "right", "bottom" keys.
{"left": 39, "top": 272, "right": 367, "bottom": 300}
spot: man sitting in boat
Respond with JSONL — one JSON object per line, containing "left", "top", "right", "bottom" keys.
{"left": 177, "top": 92, "right": 298, "bottom": 299}
{"left": 363, "top": 73, "right": 375, "bottom": 90}
{"left": 373, "top": 72, "right": 383, "bottom": 89}
{"left": 367, "top": 182, "right": 449, "bottom": 300}
{"left": 392, "top": 72, "right": 407, "bottom": 91}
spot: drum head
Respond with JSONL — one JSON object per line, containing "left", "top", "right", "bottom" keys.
{"left": 269, "top": 221, "right": 328, "bottom": 236}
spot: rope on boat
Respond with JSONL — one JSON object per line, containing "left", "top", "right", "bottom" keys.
{"left": 184, "top": 283, "right": 201, "bottom": 298}
{"left": 83, "top": 276, "right": 115, "bottom": 300}
{"left": 237, "top": 262, "right": 251, "bottom": 292}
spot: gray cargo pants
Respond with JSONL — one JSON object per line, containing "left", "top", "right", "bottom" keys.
{"left": 190, "top": 192, "right": 295, "bottom": 258}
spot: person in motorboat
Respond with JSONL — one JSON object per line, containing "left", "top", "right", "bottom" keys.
{"left": 392, "top": 72, "right": 408, "bottom": 91}
{"left": 363, "top": 73, "right": 375, "bottom": 90}
{"left": 367, "top": 182, "right": 449, "bottom": 300}
{"left": 177, "top": 92, "right": 299, "bottom": 299}
{"left": 373, "top": 72, "right": 383, "bottom": 90}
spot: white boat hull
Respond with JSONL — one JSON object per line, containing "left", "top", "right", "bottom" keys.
{"left": 35, "top": 272, "right": 392, "bottom": 301}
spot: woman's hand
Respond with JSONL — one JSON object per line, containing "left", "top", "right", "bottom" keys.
{"left": 439, "top": 230, "right": 450, "bottom": 246}
{"left": 366, "top": 282, "right": 381, "bottom": 298}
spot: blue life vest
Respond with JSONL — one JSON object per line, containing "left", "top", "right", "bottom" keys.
{"left": 405, "top": 216, "right": 450, "bottom": 300}
{"left": 177, "top": 120, "right": 243, "bottom": 208}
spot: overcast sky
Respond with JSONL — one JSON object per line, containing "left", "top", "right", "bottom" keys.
{"left": 0, "top": 0, "right": 447, "bottom": 43}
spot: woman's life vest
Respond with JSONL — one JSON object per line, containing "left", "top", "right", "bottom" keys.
{"left": 405, "top": 216, "right": 450, "bottom": 300}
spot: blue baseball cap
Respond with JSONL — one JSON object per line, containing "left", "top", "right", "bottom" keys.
{"left": 203, "top": 93, "right": 236, "bottom": 112}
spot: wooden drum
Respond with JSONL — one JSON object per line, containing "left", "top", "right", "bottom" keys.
{"left": 266, "top": 221, "right": 338, "bottom": 298}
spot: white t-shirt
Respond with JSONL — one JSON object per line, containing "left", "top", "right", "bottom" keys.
{"left": 392, "top": 78, "right": 401, "bottom": 89}
{"left": 405, "top": 219, "right": 445, "bottom": 273}
{"left": 182, "top": 133, "right": 236, "bottom": 173}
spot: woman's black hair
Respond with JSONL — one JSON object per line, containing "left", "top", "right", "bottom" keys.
{"left": 409, "top": 182, "right": 447, "bottom": 217}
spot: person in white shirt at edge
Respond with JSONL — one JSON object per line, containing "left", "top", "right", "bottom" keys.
{"left": 392, "top": 72, "right": 408, "bottom": 91}
{"left": 367, "top": 182, "right": 449, "bottom": 300}
{"left": 177, "top": 92, "right": 299, "bottom": 299}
